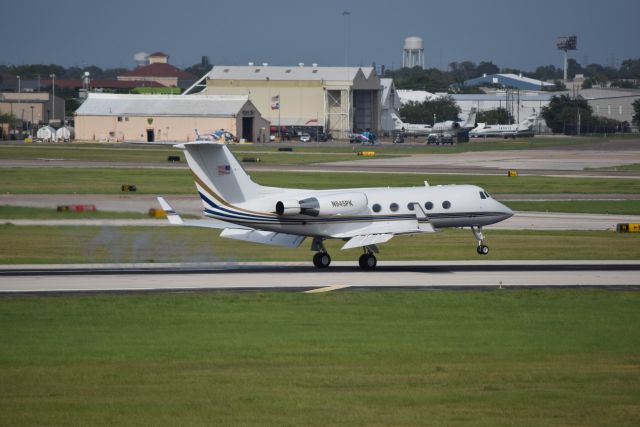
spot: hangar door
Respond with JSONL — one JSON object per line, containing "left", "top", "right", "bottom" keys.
{"left": 242, "top": 117, "right": 253, "bottom": 142}
{"left": 353, "top": 90, "right": 377, "bottom": 132}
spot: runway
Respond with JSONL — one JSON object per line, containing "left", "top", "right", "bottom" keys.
{"left": 1, "top": 261, "right": 639, "bottom": 294}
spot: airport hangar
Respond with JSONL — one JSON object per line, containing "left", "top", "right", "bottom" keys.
{"left": 74, "top": 93, "right": 269, "bottom": 143}
{"left": 187, "top": 64, "right": 384, "bottom": 139}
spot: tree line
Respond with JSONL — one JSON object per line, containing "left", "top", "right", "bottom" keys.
{"left": 384, "top": 58, "right": 640, "bottom": 92}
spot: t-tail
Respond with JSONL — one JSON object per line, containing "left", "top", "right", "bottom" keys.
{"left": 463, "top": 107, "right": 477, "bottom": 128}
{"left": 175, "top": 142, "right": 262, "bottom": 210}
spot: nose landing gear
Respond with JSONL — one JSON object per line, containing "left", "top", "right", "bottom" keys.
{"left": 471, "top": 226, "right": 490, "bottom": 255}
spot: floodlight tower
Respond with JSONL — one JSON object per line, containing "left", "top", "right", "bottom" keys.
{"left": 557, "top": 35, "right": 577, "bottom": 81}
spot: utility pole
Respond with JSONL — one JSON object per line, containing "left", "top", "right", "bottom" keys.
{"left": 49, "top": 74, "right": 56, "bottom": 125}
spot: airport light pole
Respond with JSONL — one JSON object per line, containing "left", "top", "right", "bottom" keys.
{"left": 17, "top": 75, "right": 21, "bottom": 93}
{"left": 30, "top": 105, "right": 34, "bottom": 137}
{"left": 49, "top": 74, "right": 55, "bottom": 124}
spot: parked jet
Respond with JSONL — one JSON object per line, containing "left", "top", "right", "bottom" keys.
{"left": 427, "top": 107, "right": 478, "bottom": 144}
{"left": 158, "top": 141, "right": 513, "bottom": 269}
{"left": 469, "top": 115, "right": 536, "bottom": 139}
{"left": 391, "top": 113, "right": 432, "bottom": 136}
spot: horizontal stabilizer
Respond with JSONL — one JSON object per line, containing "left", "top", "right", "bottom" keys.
{"left": 157, "top": 196, "right": 184, "bottom": 225}
{"left": 220, "top": 228, "right": 306, "bottom": 248}
{"left": 341, "top": 233, "right": 394, "bottom": 250}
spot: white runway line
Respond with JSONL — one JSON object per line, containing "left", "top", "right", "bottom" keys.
{"left": 304, "top": 285, "right": 350, "bottom": 293}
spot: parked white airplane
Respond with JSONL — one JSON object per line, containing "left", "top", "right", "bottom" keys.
{"left": 470, "top": 115, "right": 536, "bottom": 139}
{"left": 158, "top": 142, "right": 513, "bottom": 269}
{"left": 391, "top": 113, "right": 432, "bottom": 136}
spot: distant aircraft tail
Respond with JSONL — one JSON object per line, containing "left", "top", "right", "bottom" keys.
{"left": 176, "top": 142, "right": 262, "bottom": 209}
{"left": 463, "top": 107, "right": 477, "bottom": 128}
{"left": 390, "top": 112, "right": 405, "bottom": 130}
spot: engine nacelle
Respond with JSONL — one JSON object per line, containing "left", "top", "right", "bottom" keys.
{"left": 275, "top": 192, "right": 368, "bottom": 217}
{"left": 275, "top": 200, "right": 301, "bottom": 216}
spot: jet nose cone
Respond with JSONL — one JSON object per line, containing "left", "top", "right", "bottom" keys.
{"left": 500, "top": 202, "right": 514, "bottom": 219}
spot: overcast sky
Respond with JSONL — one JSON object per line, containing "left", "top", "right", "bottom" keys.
{"left": 2, "top": 0, "right": 638, "bottom": 72}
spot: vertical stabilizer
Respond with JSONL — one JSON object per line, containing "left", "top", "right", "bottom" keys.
{"left": 177, "top": 142, "right": 261, "bottom": 205}
{"left": 463, "top": 107, "right": 478, "bottom": 128}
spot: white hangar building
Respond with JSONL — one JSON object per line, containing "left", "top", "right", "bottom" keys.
{"left": 75, "top": 93, "right": 269, "bottom": 142}
{"left": 189, "top": 64, "right": 383, "bottom": 138}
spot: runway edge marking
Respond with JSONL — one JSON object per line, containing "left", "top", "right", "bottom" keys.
{"left": 304, "top": 285, "right": 350, "bottom": 294}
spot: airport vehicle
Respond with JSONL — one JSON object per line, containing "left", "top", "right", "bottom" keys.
{"left": 469, "top": 115, "right": 536, "bottom": 139}
{"left": 427, "top": 133, "right": 455, "bottom": 145}
{"left": 158, "top": 142, "right": 513, "bottom": 269}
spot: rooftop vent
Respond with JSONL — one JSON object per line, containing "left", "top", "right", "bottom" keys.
{"left": 262, "top": 62, "right": 268, "bottom": 67}
{"left": 298, "top": 62, "right": 305, "bottom": 67}
{"left": 248, "top": 62, "right": 254, "bottom": 66}
{"left": 312, "top": 63, "right": 318, "bottom": 67}
{"left": 285, "top": 69, "right": 291, "bottom": 73}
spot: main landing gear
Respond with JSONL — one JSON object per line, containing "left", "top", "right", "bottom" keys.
{"left": 471, "top": 226, "right": 490, "bottom": 255}
{"left": 358, "top": 249, "right": 377, "bottom": 270}
{"left": 311, "top": 238, "right": 378, "bottom": 270}
{"left": 311, "top": 237, "right": 331, "bottom": 268}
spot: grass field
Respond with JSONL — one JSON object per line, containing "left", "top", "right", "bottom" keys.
{"left": 1, "top": 225, "right": 638, "bottom": 264}
{"left": 2, "top": 168, "right": 639, "bottom": 195}
{"left": 0, "top": 290, "right": 638, "bottom": 426}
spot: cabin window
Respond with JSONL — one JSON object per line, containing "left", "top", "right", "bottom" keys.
{"left": 480, "top": 191, "right": 486, "bottom": 199}
{"left": 372, "top": 203, "right": 381, "bottom": 213}
{"left": 407, "top": 203, "right": 415, "bottom": 211}
{"left": 390, "top": 203, "right": 399, "bottom": 212}
{"left": 425, "top": 201, "right": 434, "bottom": 210}
{"left": 117, "top": 116, "right": 123, "bottom": 122}
{"left": 442, "top": 201, "right": 451, "bottom": 209}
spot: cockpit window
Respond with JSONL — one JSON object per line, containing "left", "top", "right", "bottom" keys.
{"left": 480, "top": 191, "right": 486, "bottom": 199}
{"left": 485, "top": 192, "right": 491, "bottom": 198}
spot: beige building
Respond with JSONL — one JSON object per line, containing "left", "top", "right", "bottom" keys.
{"left": 75, "top": 93, "right": 269, "bottom": 142}
{"left": 189, "top": 65, "right": 382, "bottom": 138}
{"left": 0, "top": 92, "right": 65, "bottom": 126}
{"left": 117, "top": 52, "right": 197, "bottom": 89}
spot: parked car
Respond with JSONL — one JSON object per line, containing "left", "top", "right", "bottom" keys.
{"left": 299, "top": 133, "right": 311, "bottom": 142}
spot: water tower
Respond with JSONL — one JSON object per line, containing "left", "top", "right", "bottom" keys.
{"left": 402, "top": 36, "right": 424, "bottom": 69}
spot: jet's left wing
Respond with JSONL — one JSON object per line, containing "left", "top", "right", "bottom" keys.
{"left": 156, "top": 197, "right": 249, "bottom": 230}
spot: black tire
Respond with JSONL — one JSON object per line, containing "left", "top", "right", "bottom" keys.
{"left": 358, "top": 253, "right": 377, "bottom": 270}
{"left": 313, "top": 252, "right": 331, "bottom": 268}
{"left": 477, "top": 245, "right": 489, "bottom": 255}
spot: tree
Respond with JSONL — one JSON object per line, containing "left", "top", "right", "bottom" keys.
{"left": 541, "top": 94, "right": 592, "bottom": 134}
{"left": 476, "top": 61, "right": 499, "bottom": 76}
{"left": 476, "top": 108, "right": 514, "bottom": 125}
{"left": 632, "top": 99, "right": 640, "bottom": 126}
{"left": 581, "top": 78, "right": 593, "bottom": 89}
{"left": 619, "top": 59, "right": 640, "bottom": 79}
{"left": 399, "top": 96, "right": 461, "bottom": 125}
{"left": 449, "top": 61, "right": 477, "bottom": 87}
{"left": 567, "top": 58, "right": 584, "bottom": 79}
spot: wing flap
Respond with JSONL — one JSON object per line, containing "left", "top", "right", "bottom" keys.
{"left": 341, "top": 233, "right": 394, "bottom": 250}
{"left": 220, "top": 228, "right": 305, "bottom": 248}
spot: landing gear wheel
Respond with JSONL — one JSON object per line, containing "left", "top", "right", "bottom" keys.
{"left": 358, "top": 253, "right": 377, "bottom": 270}
{"left": 313, "top": 252, "right": 331, "bottom": 268}
{"left": 477, "top": 245, "right": 489, "bottom": 255}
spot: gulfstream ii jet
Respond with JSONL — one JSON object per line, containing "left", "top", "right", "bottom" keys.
{"left": 158, "top": 142, "right": 513, "bottom": 269}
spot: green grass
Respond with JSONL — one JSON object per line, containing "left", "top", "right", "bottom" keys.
{"left": 1, "top": 226, "right": 638, "bottom": 264}
{"left": 0, "top": 290, "right": 638, "bottom": 426}
{"left": 508, "top": 200, "right": 640, "bottom": 215}
{"left": 1, "top": 168, "right": 639, "bottom": 195}
{"left": 0, "top": 205, "right": 150, "bottom": 219}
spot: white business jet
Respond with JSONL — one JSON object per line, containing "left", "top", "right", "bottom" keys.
{"left": 158, "top": 142, "right": 513, "bottom": 269}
